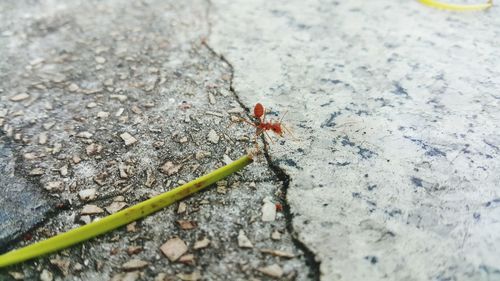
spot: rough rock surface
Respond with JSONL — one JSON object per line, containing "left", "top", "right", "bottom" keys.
{"left": 0, "top": 0, "right": 309, "bottom": 280}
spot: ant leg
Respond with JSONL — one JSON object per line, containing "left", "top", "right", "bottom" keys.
{"left": 263, "top": 131, "right": 275, "bottom": 145}
{"left": 254, "top": 135, "right": 260, "bottom": 153}
{"left": 279, "top": 110, "right": 288, "bottom": 123}
{"left": 281, "top": 124, "right": 298, "bottom": 140}
{"left": 238, "top": 117, "right": 257, "bottom": 127}
{"left": 227, "top": 116, "right": 256, "bottom": 129}
{"left": 253, "top": 129, "right": 265, "bottom": 154}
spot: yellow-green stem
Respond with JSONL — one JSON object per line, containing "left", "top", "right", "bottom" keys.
{"left": 0, "top": 154, "right": 253, "bottom": 268}
{"left": 418, "top": 0, "right": 493, "bottom": 11}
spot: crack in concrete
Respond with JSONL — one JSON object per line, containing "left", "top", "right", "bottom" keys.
{"left": 202, "top": 2, "right": 321, "bottom": 278}
{"left": 263, "top": 152, "right": 321, "bottom": 281}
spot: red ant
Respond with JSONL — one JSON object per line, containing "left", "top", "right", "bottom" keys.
{"left": 234, "top": 103, "right": 292, "bottom": 152}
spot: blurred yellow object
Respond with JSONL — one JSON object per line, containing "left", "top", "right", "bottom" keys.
{"left": 418, "top": 0, "right": 493, "bottom": 11}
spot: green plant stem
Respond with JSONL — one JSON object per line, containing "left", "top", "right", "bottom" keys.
{"left": 0, "top": 154, "right": 253, "bottom": 268}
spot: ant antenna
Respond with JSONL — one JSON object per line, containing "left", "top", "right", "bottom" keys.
{"left": 279, "top": 110, "right": 288, "bottom": 123}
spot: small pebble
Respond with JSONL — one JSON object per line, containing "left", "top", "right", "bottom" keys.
{"left": 43, "top": 122, "right": 55, "bottom": 130}
{"left": 8, "top": 272, "right": 24, "bottom": 280}
{"left": 97, "top": 111, "right": 110, "bottom": 118}
{"left": 178, "top": 254, "right": 195, "bottom": 265}
{"left": 193, "top": 237, "right": 210, "bottom": 250}
{"left": 23, "top": 153, "right": 38, "bottom": 160}
{"left": 29, "top": 58, "right": 44, "bottom": 65}
{"left": 44, "top": 181, "right": 63, "bottom": 192}
{"left": 127, "top": 246, "right": 142, "bottom": 256}
{"left": 86, "top": 143, "right": 102, "bottom": 156}
{"left": 95, "top": 56, "right": 106, "bottom": 64}
{"left": 77, "top": 131, "right": 93, "bottom": 138}
{"left": 262, "top": 197, "right": 276, "bottom": 222}
{"left": 127, "top": 222, "right": 137, "bottom": 232}
{"left": 111, "top": 271, "right": 140, "bottom": 281}
{"left": 223, "top": 154, "right": 232, "bottom": 165}
{"left": 68, "top": 83, "right": 79, "bottom": 92}
{"left": 50, "top": 259, "right": 70, "bottom": 276}
{"left": 176, "top": 220, "right": 197, "bottom": 230}
{"left": 122, "top": 259, "right": 149, "bottom": 271}
{"left": 257, "top": 264, "right": 283, "bottom": 279}
{"left": 119, "top": 163, "right": 129, "bottom": 179}
{"left": 238, "top": 230, "right": 253, "bottom": 248}
{"left": 131, "top": 105, "right": 142, "bottom": 114}
{"left": 40, "top": 269, "right": 53, "bottom": 281}
{"left": 104, "top": 78, "right": 114, "bottom": 86}
{"left": 260, "top": 249, "right": 295, "bottom": 258}
{"left": 208, "top": 92, "right": 215, "bottom": 105}
{"left": 195, "top": 151, "right": 211, "bottom": 160}
{"left": 271, "top": 230, "right": 282, "bottom": 240}
{"left": 177, "top": 271, "right": 201, "bottom": 281}
{"left": 52, "top": 73, "right": 66, "bottom": 83}
{"left": 9, "top": 93, "right": 30, "bottom": 102}
{"left": 38, "top": 132, "right": 48, "bottom": 145}
{"left": 144, "top": 169, "right": 156, "bottom": 187}
{"left": 177, "top": 202, "right": 187, "bottom": 214}
{"left": 111, "top": 95, "right": 128, "bottom": 102}
{"left": 59, "top": 165, "right": 69, "bottom": 176}
{"left": 79, "top": 216, "right": 91, "bottom": 224}
{"left": 79, "top": 189, "right": 97, "bottom": 201}
{"left": 52, "top": 143, "right": 62, "bottom": 154}
{"left": 81, "top": 204, "right": 104, "bottom": 215}
{"left": 161, "top": 161, "right": 182, "bottom": 176}
{"left": 207, "top": 129, "right": 219, "bottom": 144}
{"left": 160, "top": 237, "right": 188, "bottom": 262}
{"left": 73, "top": 263, "right": 83, "bottom": 271}
{"left": 87, "top": 102, "right": 97, "bottom": 108}
{"left": 120, "top": 132, "right": 137, "bottom": 146}
{"left": 72, "top": 155, "right": 82, "bottom": 164}
{"left": 106, "top": 202, "right": 127, "bottom": 214}
{"left": 29, "top": 168, "right": 44, "bottom": 176}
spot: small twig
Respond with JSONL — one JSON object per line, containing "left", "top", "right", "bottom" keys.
{"left": 418, "top": 0, "right": 493, "bottom": 11}
{"left": 0, "top": 154, "right": 253, "bottom": 268}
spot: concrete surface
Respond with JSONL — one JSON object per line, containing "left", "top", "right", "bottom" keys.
{"left": 208, "top": 0, "right": 500, "bottom": 280}
{"left": 0, "top": 0, "right": 311, "bottom": 280}
{"left": 1, "top": 0, "right": 500, "bottom": 280}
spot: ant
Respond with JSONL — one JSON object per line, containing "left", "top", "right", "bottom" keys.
{"left": 234, "top": 103, "right": 293, "bottom": 152}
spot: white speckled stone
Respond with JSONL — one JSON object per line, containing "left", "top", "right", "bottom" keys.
{"left": 209, "top": 0, "right": 500, "bottom": 280}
